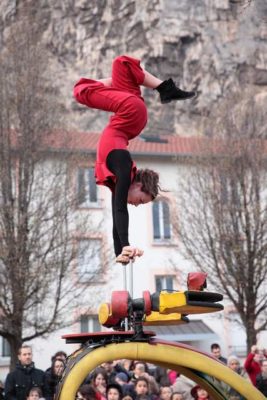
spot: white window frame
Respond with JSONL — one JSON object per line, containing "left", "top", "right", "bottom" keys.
{"left": 155, "top": 275, "right": 175, "bottom": 292}
{"left": 77, "top": 238, "right": 103, "bottom": 283}
{"left": 1, "top": 337, "right": 11, "bottom": 357}
{"left": 77, "top": 167, "right": 99, "bottom": 208}
{"left": 80, "top": 314, "right": 101, "bottom": 333}
{"left": 152, "top": 200, "right": 171, "bottom": 242}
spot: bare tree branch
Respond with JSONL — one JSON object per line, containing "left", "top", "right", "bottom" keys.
{"left": 175, "top": 89, "right": 267, "bottom": 351}
{"left": 0, "top": 5, "right": 106, "bottom": 368}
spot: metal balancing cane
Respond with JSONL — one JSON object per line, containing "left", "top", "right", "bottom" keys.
{"left": 122, "top": 257, "right": 134, "bottom": 331}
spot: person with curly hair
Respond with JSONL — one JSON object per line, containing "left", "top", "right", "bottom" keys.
{"left": 106, "top": 383, "right": 123, "bottom": 400}
{"left": 74, "top": 55, "right": 195, "bottom": 263}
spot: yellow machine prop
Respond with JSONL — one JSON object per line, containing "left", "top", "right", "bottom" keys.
{"left": 55, "top": 271, "right": 265, "bottom": 400}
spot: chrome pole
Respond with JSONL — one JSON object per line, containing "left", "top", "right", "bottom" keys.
{"left": 123, "top": 263, "right": 129, "bottom": 331}
{"left": 129, "top": 258, "right": 134, "bottom": 298}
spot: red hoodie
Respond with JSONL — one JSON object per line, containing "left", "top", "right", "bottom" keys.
{"left": 244, "top": 352, "right": 262, "bottom": 385}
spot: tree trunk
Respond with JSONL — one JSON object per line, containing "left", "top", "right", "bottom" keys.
{"left": 8, "top": 335, "right": 23, "bottom": 371}
{"left": 246, "top": 316, "right": 257, "bottom": 354}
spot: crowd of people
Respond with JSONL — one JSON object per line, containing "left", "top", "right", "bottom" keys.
{"left": 2, "top": 345, "right": 66, "bottom": 400}
{"left": 1, "top": 343, "right": 267, "bottom": 400}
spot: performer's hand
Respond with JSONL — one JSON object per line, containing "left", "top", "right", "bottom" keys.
{"left": 116, "top": 246, "right": 144, "bottom": 264}
{"left": 116, "top": 254, "right": 130, "bottom": 264}
{"left": 121, "top": 246, "right": 144, "bottom": 258}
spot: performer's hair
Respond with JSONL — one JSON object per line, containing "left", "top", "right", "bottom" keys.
{"left": 135, "top": 169, "right": 160, "bottom": 199}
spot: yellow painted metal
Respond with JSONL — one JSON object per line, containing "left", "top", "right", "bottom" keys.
{"left": 57, "top": 341, "right": 265, "bottom": 400}
{"left": 159, "top": 291, "right": 221, "bottom": 314}
{"left": 98, "top": 303, "right": 109, "bottom": 324}
{"left": 157, "top": 361, "right": 226, "bottom": 400}
{"left": 158, "top": 363, "right": 228, "bottom": 400}
{"left": 143, "top": 311, "right": 187, "bottom": 325}
{"left": 159, "top": 291, "right": 187, "bottom": 313}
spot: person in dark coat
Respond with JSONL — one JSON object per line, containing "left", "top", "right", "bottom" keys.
{"left": 45, "top": 357, "right": 65, "bottom": 398}
{"left": 4, "top": 344, "right": 50, "bottom": 400}
{"left": 101, "top": 361, "right": 130, "bottom": 384}
{"left": 0, "top": 380, "right": 4, "bottom": 400}
{"left": 210, "top": 343, "right": 227, "bottom": 365}
{"left": 255, "top": 359, "right": 267, "bottom": 397}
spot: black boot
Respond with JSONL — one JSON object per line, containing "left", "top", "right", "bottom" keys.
{"left": 155, "top": 78, "right": 196, "bottom": 103}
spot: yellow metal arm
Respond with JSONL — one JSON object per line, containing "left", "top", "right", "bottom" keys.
{"left": 56, "top": 340, "right": 265, "bottom": 400}
{"left": 143, "top": 311, "right": 189, "bottom": 325}
{"left": 158, "top": 291, "right": 223, "bottom": 315}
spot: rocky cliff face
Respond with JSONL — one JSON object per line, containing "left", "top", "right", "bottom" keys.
{"left": 1, "top": 0, "right": 266, "bottom": 137}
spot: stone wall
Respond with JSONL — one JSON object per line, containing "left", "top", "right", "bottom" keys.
{"left": 0, "top": 0, "right": 266, "bottom": 136}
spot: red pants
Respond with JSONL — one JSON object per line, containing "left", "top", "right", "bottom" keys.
{"left": 73, "top": 55, "right": 148, "bottom": 185}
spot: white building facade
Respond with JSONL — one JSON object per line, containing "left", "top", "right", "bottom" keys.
{"left": 0, "top": 132, "right": 264, "bottom": 379}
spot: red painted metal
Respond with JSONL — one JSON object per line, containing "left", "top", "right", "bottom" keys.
{"left": 187, "top": 272, "right": 208, "bottom": 291}
{"left": 111, "top": 291, "right": 129, "bottom": 318}
{"left": 143, "top": 291, "right": 152, "bottom": 315}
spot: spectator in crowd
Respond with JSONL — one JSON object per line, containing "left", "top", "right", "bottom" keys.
{"left": 0, "top": 381, "right": 4, "bottom": 400}
{"left": 167, "top": 371, "right": 177, "bottom": 386}
{"left": 190, "top": 385, "right": 211, "bottom": 400}
{"left": 226, "top": 355, "right": 248, "bottom": 400}
{"left": 129, "top": 362, "right": 149, "bottom": 383}
{"left": 45, "top": 351, "right": 67, "bottom": 375}
{"left": 244, "top": 344, "right": 266, "bottom": 385}
{"left": 4, "top": 344, "right": 50, "bottom": 400}
{"left": 140, "top": 372, "right": 159, "bottom": 397}
{"left": 228, "top": 355, "right": 248, "bottom": 377}
{"left": 170, "top": 392, "right": 184, "bottom": 400}
{"left": 120, "top": 360, "right": 132, "bottom": 374}
{"left": 106, "top": 383, "right": 123, "bottom": 400}
{"left": 52, "top": 350, "right": 67, "bottom": 363}
{"left": 171, "top": 374, "right": 194, "bottom": 400}
{"left": 255, "top": 359, "right": 267, "bottom": 397}
{"left": 122, "top": 395, "right": 134, "bottom": 400}
{"left": 91, "top": 367, "right": 108, "bottom": 400}
{"left": 77, "top": 384, "right": 99, "bottom": 400}
{"left": 127, "top": 362, "right": 158, "bottom": 396}
{"left": 158, "top": 385, "right": 172, "bottom": 400}
{"left": 101, "top": 362, "right": 115, "bottom": 381}
{"left": 102, "top": 361, "right": 130, "bottom": 384}
{"left": 210, "top": 343, "right": 227, "bottom": 364}
{"left": 45, "top": 357, "right": 65, "bottom": 398}
{"left": 115, "top": 372, "right": 129, "bottom": 385}
{"left": 134, "top": 377, "right": 154, "bottom": 400}
{"left": 26, "top": 387, "right": 45, "bottom": 400}
{"left": 152, "top": 367, "right": 170, "bottom": 387}
{"left": 115, "top": 372, "right": 135, "bottom": 398}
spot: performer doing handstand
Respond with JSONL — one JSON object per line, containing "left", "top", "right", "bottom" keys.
{"left": 74, "top": 55, "right": 195, "bottom": 264}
